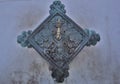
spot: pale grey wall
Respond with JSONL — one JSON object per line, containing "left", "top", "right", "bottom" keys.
{"left": 0, "top": 0, "right": 120, "bottom": 84}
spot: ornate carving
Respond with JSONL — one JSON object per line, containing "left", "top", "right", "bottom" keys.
{"left": 49, "top": 0, "right": 66, "bottom": 15}
{"left": 28, "top": 14, "right": 86, "bottom": 82}
{"left": 17, "top": 0, "right": 100, "bottom": 83}
{"left": 84, "top": 29, "right": 100, "bottom": 46}
{"left": 17, "top": 30, "right": 32, "bottom": 48}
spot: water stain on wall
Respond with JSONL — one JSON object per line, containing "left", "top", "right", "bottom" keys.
{"left": 16, "top": 5, "right": 45, "bottom": 31}
{"left": 10, "top": 58, "right": 50, "bottom": 84}
{"left": 9, "top": 6, "right": 49, "bottom": 83}
{"left": 113, "top": 66, "right": 120, "bottom": 84}
{"left": 104, "top": 16, "right": 112, "bottom": 58}
{"left": 86, "top": 48, "right": 104, "bottom": 79}
{"left": 69, "top": 47, "right": 108, "bottom": 83}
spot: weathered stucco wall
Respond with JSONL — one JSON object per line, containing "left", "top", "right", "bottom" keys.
{"left": 0, "top": 0, "right": 120, "bottom": 84}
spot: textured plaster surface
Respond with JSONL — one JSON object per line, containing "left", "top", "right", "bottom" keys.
{"left": 0, "top": 0, "right": 120, "bottom": 84}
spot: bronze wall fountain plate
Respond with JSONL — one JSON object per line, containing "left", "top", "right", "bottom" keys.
{"left": 17, "top": 0, "right": 100, "bottom": 83}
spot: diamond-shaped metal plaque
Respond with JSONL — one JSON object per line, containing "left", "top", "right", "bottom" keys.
{"left": 17, "top": 0, "right": 100, "bottom": 83}
{"left": 28, "top": 12, "right": 89, "bottom": 69}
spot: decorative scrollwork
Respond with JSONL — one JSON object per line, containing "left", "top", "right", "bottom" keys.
{"left": 63, "top": 36, "right": 79, "bottom": 55}
{"left": 49, "top": 65, "right": 69, "bottom": 83}
{"left": 17, "top": 0, "right": 100, "bottom": 83}
{"left": 17, "top": 30, "right": 32, "bottom": 48}
{"left": 49, "top": 0, "right": 66, "bottom": 15}
{"left": 84, "top": 29, "right": 100, "bottom": 46}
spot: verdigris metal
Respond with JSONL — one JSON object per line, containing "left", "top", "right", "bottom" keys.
{"left": 17, "top": 30, "right": 32, "bottom": 48}
{"left": 17, "top": 0, "right": 100, "bottom": 83}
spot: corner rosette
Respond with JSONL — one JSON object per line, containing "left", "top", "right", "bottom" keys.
{"left": 84, "top": 29, "right": 100, "bottom": 46}
{"left": 17, "top": 30, "right": 32, "bottom": 48}
{"left": 49, "top": 0, "right": 66, "bottom": 15}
